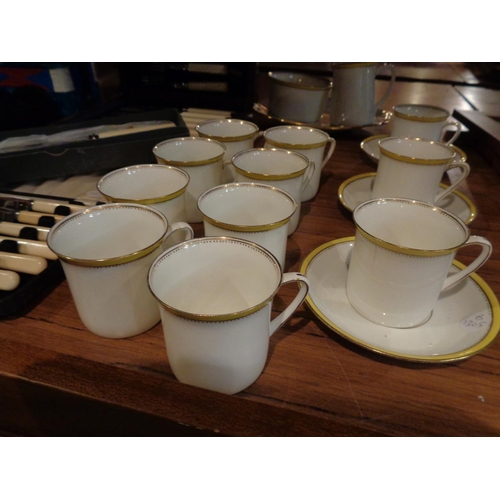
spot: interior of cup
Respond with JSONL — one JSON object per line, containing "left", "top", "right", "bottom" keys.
{"left": 269, "top": 71, "right": 331, "bottom": 90}
{"left": 196, "top": 119, "right": 258, "bottom": 138}
{"left": 265, "top": 126, "right": 327, "bottom": 146}
{"left": 98, "top": 165, "right": 188, "bottom": 201}
{"left": 354, "top": 199, "right": 468, "bottom": 251}
{"left": 48, "top": 204, "right": 167, "bottom": 260}
{"left": 149, "top": 237, "right": 281, "bottom": 316}
{"left": 154, "top": 138, "right": 225, "bottom": 162}
{"left": 198, "top": 183, "right": 296, "bottom": 226}
{"left": 395, "top": 104, "right": 449, "bottom": 121}
{"left": 233, "top": 148, "right": 308, "bottom": 175}
{"left": 380, "top": 137, "right": 454, "bottom": 161}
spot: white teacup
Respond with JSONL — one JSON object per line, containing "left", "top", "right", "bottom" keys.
{"left": 97, "top": 164, "right": 189, "bottom": 226}
{"left": 391, "top": 104, "right": 462, "bottom": 145}
{"left": 148, "top": 236, "right": 310, "bottom": 394}
{"left": 153, "top": 137, "right": 226, "bottom": 223}
{"left": 330, "top": 62, "right": 396, "bottom": 127}
{"left": 372, "top": 137, "right": 470, "bottom": 204}
{"left": 47, "top": 204, "right": 194, "bottom": 339}
{"left": 229, "top": 148, "right": 314, "bottom": 235}
{"left": 263, "top": 125, "right": 336, "bottom": 201}
{"left": 347, "top": 198, "right": 492, "bottom": 328}
{"left": 268, "top": 71, "right": 332, "bottom": 123}
{"left": 198, "top": 182, "right": 296, "bottom": 269}
{"left": 195, "top": 119, "right": 260, "bottom": 183}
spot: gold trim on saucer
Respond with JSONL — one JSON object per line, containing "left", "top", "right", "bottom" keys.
{"left": 337, "top": 172, "right": 477, "bottom": 225}
{"left": 300, "top": 237, "right": 500, "bottom": 363}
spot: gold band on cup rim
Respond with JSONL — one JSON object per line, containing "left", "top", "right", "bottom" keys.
{"left": 153, "top": 137, "right": 226, "bottom": 167}
{"left": 195, "top": 119, "right": 259, "bottom": 142}
{"left": 379, "top": 137, "right": 455, "bottom": 165}
{"left": 47, "top": 204, "right": 168, "bottom": 268}
{"left": 264, "top": 126, "right": 329, "bottom": 149}
{"left": 268, "top": 72, "right": 332, "bottom": 91}
{"left": 198, "top": 183, "right": 297, "bottom": 233}
{"left": 97, "top": 165, "right": 189, "bottom": 205}
{"left": 353, "top": 198, "right": 469, "bottom": 257}
{"left": 232, "top": 148, "right": 311, "bottom": 181}
{"left": 394, "top": 104, "right": 449, "bottom": 123}
{"left": 148, "top": 236, "right": 283, "bottom": 322}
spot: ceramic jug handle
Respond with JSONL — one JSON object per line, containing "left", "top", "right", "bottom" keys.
{"left": 301, "top": 161, "right": 316, "bottom": 192}
{"left": 375, "top": 63, "right": 396, "bottom": 109}
{"left": 434, "top": 162, "right": 470, "bottom": 203}
{"left": 442, "top": 236, "right": 492, "bottom": 291}
{"left": 163, "top": 221, "right": 194, "bottom": 248}
{"left": 321, "top": 138, "right": 337, "bottom": 169}
{"left": 270, "top": 272, "right": 310, "bottom": 336}
{"left": 442, "top": 120, "right": 463, "bottom": 145}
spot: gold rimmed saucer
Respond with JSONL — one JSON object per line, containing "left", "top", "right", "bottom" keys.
{"left": 300, "top": 237, "right": 500, "bottom": 363}
{"left": 360, "top": 134, "right": 468, "bottom": 163}
{"left": 253, "top": 103, "right": 392, "bottom": 132}
{"left": 338, "top": 172, "right": 477, "bottom": 224}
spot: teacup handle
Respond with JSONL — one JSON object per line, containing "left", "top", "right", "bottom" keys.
{"left": 434, "top": 162, "right": 470, "bottom": 203}
{"left": 442, "top": 235, "right": 492, "bottom": 291}
{"left": 301, "top": 161, "right": 316, "bottom": 192}
{"left": 321, "top": 138, "right": 337, "bottom": 169}
{"left": 441, "top": 120, "right": 462, "bottom": 145}
{"left": 270, "top": 272, "right": 310, "bottom": 336}
{"left": 163, "top": 221, "right": 194, "bottom": 247}
{"left": 375, "top": 63, "right": 396, "bottom": 109}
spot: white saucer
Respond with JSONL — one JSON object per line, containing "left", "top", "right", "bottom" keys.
{"left": 300, "top": 237, "right": 500, "bottom": 363}
{"left": 253, "top": 103, "right": 393, "bottom": 132}
{"left": 338, "top": 172, "right": 477, "bottom": 224}
{"left": 360, "top": 134, "right": 468, "bottom": 163}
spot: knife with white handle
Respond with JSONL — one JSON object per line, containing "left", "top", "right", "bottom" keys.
{"left": 0, "top": 269, "right": 20, "bottom": 291}
{"left": 0, "top": 221, "right": 50, "bottom": 241}
{"left": 0, "top": 236, "right": 57, "bottom": 260}
{"left": 0, "top": 251, "right": 48, "bottom": 275}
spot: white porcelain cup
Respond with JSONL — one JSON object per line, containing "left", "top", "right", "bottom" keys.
{"left": 229, "top": 148, "right": 314, "bottom": 235}
{"left": 391, "top": 104, "right": 462, "bottom": 145}
{"left": 330, "top": 63, "right": 396, "bottom": 127}
{"left": 47, "top": 204, "right": 194, "bottom": 339}
{"left": 372, "top": 137, "right": 470, "bottom": 204}
{"left": 195, "top": 119, "right": 260, "bottom": 183}
{"left": 97, "top": 164, "right": 189, "bottom": 226}
{"left": 347, "top": 198, "right": 492, "bottom": 328}
{"left": 153, "top": 137, "right": 226, "bottom": 223}
{"left": 148, "top": 236, "right": 310, "bottom": 394}
{"left": 268, "top": 71, "right": 332, "bottom": 123}
{"left": 263, "top": 126, "right": 336, "bottom": 201}
{"left": 198, "top": 182, "right": 296, "bottom": 269}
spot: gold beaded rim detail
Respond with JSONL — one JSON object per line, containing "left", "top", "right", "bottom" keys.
{"left": 379, "top": 138, "right": 454, "bottom": 165}
{"left": 47, "top": 204, "right": 168, "bottom": 268}
{"left": 353, "top": 198, "right": 469, "bottom": 257}
{"left": 394, "top": 104, "right": 449, "bottom": 123}
{"left": 148, "top": 237, "right": 282, "bottom": 322}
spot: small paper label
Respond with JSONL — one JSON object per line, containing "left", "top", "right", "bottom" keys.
{"left": 460, "top": 310, "right": 492, "bottom": 332}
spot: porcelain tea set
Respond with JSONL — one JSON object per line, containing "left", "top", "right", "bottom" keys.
{"left": 46, "top": 64, "right": 495, "bottom": 395}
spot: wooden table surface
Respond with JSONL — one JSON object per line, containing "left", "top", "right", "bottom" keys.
{"left": 1, "top": 75, "right": 500, "bottom": 437}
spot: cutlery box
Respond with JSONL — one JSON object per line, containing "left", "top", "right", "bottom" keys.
{"left": 0, "top": 108, "right": 190, "bottom": 317}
